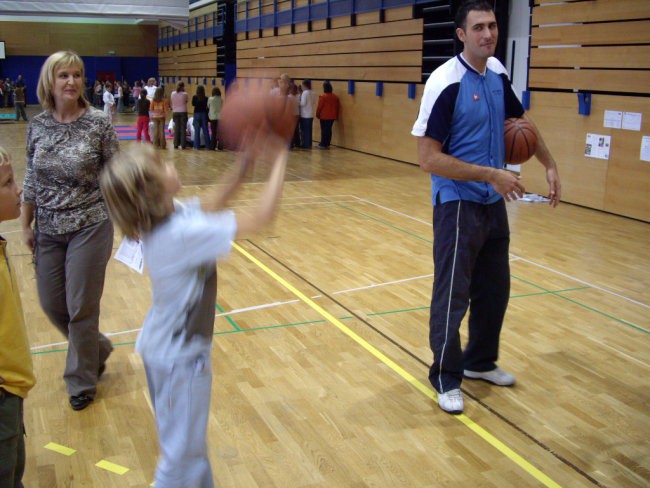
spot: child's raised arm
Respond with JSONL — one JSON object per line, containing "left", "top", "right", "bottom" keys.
{"left": 234, "top": 138, "right": 288, "bottom": 238}
{"left": 201, "top": 151, "right": 253, "bottom": 213}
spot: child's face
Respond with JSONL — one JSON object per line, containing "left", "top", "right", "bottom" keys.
{"left": 0, "top": 162, "right": 22, "bottom": 221}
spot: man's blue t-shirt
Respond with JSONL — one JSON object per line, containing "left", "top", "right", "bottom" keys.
{"left": 412, "top": 55, "right": 524, "bottom": 205}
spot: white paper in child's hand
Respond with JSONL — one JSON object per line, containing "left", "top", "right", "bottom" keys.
{"left": 115, "top": 237, "right": 144, "bottom": 274}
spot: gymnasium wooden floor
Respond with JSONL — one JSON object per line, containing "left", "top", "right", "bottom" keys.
{"left": 1, "top": 110, "right": 648, "bottom": 487}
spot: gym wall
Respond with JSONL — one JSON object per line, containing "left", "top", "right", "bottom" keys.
{"left": 158, "top": 2, "right": 226, "bottom": 101}
{"left": 234, "top": 3, "right": 423, "bottom": 163}
{"left": 522, "top": 0, "right": 650, "bottom": 222}
{"left": 0, "top": 21, "right": 158, "bottom": 104}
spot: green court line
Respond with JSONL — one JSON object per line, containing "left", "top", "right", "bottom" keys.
{"left": 332, "top": 201, "right": 646, "bottom": 334}
{"left": 216, "top": 303, "right": 241, "bottom": 331}
{"left": 31, "top": 340, "right": 138, "bottom": 355}
{"left": 510, "top": 286, "right": 591, "bottom": 299}
{"left": 368, "top": 306, "right": 429, "bottom": 316}
{"left": 512, "top": 275, "right": 648, "bottom": 334}
{"left": 32, "top": 347, "right": 69, "bottom": 356}
{"left": 29, "top": 286, "right": 597, "bottom": 356}
{"left": 333, "top": 203, "right": 433, "bottom": 243}
{"left": 214, "top": 317, "right": 331, "bottom": 335}
{"left": 350, "top": 286, "right": 591, "bottom": 318}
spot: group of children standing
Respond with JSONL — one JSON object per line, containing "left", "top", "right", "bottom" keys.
{"left": 134, "top": 82, "right": 224, "bottom": 151}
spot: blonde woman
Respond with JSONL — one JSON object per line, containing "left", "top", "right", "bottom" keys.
{"left": 21, "top": 51, "right": 118, "bottom": 411}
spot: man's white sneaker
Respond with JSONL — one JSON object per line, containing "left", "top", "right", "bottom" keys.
{"left": 463, "top": 367, "right": 516, "bottom": 386}
{"left": 437, "top": 388, "right": 464, "bottom": 414}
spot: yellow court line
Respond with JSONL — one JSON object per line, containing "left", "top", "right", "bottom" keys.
{"left": 96, "top": 460, "right": 130, "bottom": 475}
{"left": 233, "top": 242, "right": 563, "bottom": 488}
{"left": 44, "top": 442, "right": 76, "bottom": 456}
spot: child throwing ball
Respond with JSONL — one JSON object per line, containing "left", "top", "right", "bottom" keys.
{"left": 100, "top": 134, "right": 287, "bottom": 487}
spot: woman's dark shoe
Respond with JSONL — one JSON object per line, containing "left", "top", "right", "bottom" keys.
{"left": 69, "top": 394, "right": 93, "bottom": 411}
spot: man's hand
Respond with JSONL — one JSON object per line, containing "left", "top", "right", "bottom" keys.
{"left": 489, "top": 169, "right": 525, "bottom": 202}
{"left": 546, "top": 166, "right": 561, "bottom": 207}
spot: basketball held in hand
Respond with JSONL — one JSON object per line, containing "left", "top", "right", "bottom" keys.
{"left": 220, "top": 82, "right": 297, "bottom": 151}
{"left": 504, "top": 118, "right": 537, "bottom": 164}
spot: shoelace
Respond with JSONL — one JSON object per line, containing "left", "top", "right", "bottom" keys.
{"left": 447, "top": 390, "right": 462, "bottom": 400}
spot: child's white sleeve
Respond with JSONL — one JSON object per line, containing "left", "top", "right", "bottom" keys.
{"left": 179, "top": 209, "right": 237, "bottom": 267}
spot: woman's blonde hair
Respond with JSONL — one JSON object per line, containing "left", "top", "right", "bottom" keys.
{"left": 37, "top": 50, "right": 90, "bottom": 111}
{"left": 100, "top": 144, "right": 171, "bottom": 239}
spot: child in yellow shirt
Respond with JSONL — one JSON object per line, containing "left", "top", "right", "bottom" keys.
{"left": 0, "top": 146, "right": 36, "bottom": 486}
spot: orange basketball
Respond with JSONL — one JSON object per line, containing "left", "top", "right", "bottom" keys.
{"left": 219, "top": 82, "right": 297, "bottom": 151}
{"left": 504, "top": 118, "right": 537, "bottom": 164}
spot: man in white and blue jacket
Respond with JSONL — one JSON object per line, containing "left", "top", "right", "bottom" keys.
{"left": 412, "top": 0, "right": 561, "bottom": 415}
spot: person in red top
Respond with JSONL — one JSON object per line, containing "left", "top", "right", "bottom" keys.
{"left": 315, "top": 81, "right": 340, "bottom": 149}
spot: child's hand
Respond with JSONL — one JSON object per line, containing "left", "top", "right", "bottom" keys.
{"left": 234, "top": 152, "right": 253, "bottom": 178}
{"left": 240, "top": 129, "right": 286, "bottom": 165}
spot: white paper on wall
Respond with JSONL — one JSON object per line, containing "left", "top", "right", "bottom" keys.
{"left": 584, "top": 133, "right": 611, "bottom": 160}
{"left": 640, "top": 136, "right": 650, "bottom": 163}
{"left": 604, "top": 110, "right": 622, "bottom": 129}
{"left": 622, "top": 112, "right": 642, "bottom": 131}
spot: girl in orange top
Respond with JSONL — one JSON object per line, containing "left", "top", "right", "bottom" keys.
{"left": 150, "top": 87, "right": 169, "bottom": 149}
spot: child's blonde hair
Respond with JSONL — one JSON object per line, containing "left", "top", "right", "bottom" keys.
{"left": 100, "top": 144, "right": 171, "bottom": 239}
{"left": 0, "top": 146, "right": 10, "bottom": 166}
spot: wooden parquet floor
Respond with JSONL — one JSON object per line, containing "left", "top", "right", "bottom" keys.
{"left": 1, "top": 108, "right": 648, "bottom": 487}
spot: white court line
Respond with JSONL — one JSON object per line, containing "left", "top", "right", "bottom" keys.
{"left": 29, "top": 272, "right": 433, "bottom": 351}
{"left": 30, "top": 195, "right": 647, "bottom": 351}
{"left": 333, "top": 274, "right": 433, "bottom": 294}
{"left": 230, "top": 200, "right": 360, "bottom": 210}
{"left": 30, "top": 299, "right": 315, "bottom": 350}
{"left": 31, "top": 340, "right": 70, "bottom": 351}
{"left": 514, "top": 256, "right": 649, "bottom": 309}
{"left": 183, "top": 177, "right": 323, "bottom": 188}
{"left": 219, "top": 298, "right": 304, "bottom": 315}
{"left": 585, "top": 336, "right": 650, "bottom": 369}
{"left": 228, "top": 194, "right": 359, "bottom": 203}
{"left": 281, "top": 194, "right": 357, "bottom": 200}
{"left": 353, "top": 197, "right": 433, "bottom": 226}
{"left": 285, "top": 168, "right": 311, "bottom": 182}
{"left": 31, "top": 327, "right": 143, "bottom": 350}
{"left": 355, "top": 196, "right": 649, "bottom": 309}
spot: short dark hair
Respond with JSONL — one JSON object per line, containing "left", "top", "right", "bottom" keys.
{"left": 455, "top": 0, "right": 494, "bottom": 30}
{"left": 302, "top": 79, "right": 311, "bottom": 90}
{"left": 323, "top": 81, "right": 332, "bottom": 93}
